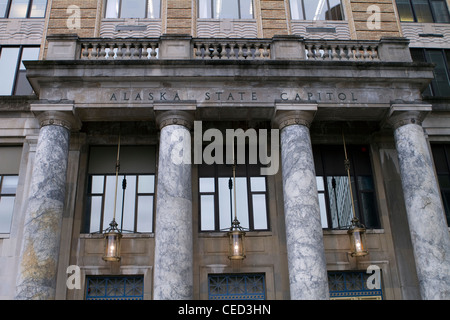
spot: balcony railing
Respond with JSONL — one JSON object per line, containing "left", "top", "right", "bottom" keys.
{"left": 46, "top": 34, "right": 412, "bottom": 63}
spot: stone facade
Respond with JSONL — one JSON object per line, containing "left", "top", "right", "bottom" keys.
{"left": 0, "top": 0, "right": 449, "bottom": 301}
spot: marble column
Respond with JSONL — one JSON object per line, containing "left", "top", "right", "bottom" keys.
{"left": 15, "top": 109, "right": 81, "bottom": 300}
{"left": 274, "top": 107, "right": 329, "bottom": 300}
{"left": 389, "top": 107, "right": 450, "bottom": 300}
{"left": 153, "top": 110, "right": 194, "bottom": 300}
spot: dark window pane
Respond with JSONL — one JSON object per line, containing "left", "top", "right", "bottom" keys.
{"left": 327, "top": 176, "right": 353, "bottom": 229}
{"left": 360, "top": 192, "right": 378, "bottom": 228}
{"left": 430, "top": 0, "right": 450, "bottom": 22}
{"left": 438, "top": 175, "right": 450, "bottom": 189}
{"left": 425, "top": 50, "right": 450, "bottom": 97}
{"left": 14, "top": 70, "right": 33, "bottom": 95}
{"left": 396, "top": 0, "right": 415, "bottom": 21}
{"left": 327, "top": 0, "right": 343, "bottom": 20}
{"left": 411, "top": 0, "right": 434, "bottom": 22}
{"left": 441, "top": 190, "right": 450, "bottom": 224}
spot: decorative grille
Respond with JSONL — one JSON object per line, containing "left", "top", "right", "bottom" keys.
{"left": 208, "top": 274, "right": 266, "bottom": 300}
{"left": 86, "top": 276, "right": 144, "bottom": 300}
{"left": 328, "top": 271, "right": 383, "bottom": 299}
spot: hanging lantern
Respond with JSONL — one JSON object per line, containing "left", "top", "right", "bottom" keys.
{"left": 102, "top": 219, "right": 122, "bottom": 262}
{"left": 102, "top": 134, "right": 122, "bottom": 262}
{"left": 342, "top": 132, "right": 369, "bottom": 258}
{"left": 347, "top": 217, "right": 368, "bottom": 257}
{"left": 228, "top": 218, "right": 246, "bottom": 260}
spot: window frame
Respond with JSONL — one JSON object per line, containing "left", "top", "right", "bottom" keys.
{"left": 0, "top": 45, "right": 39, "bottom": 96}
{"left": 431, "top": 144, "right": 450, "bottom": 225}
{"left": 396, "top": 0, "right": 450, "bottom": 23}
{"left": 410, "top": 48, "right": 450, "bottom": 97}
{"left": 85, "top": 173, "right": 156, "bottom": 234}
{"left": 85, "top": 275, "right": 144, "bottom": 300}
{"left": 314, "top": 145, "right": 380, "bottom": 230}
{"left": 0, "top": 174, "right": 19, "bottom": 234}
{"left": 198, "top": 0, "right": 254, "bottom": 19}
{"left": 198, "top": 162, "right": 270, "bottom": 233}
{"left": 104, "top": 0, "right": 161, "bottom": 19}
{"left": 1, "top": 0, "right": 47, "bottom": 18}
{"left": 289, "top": 0, "right": 345, "bottom": 21}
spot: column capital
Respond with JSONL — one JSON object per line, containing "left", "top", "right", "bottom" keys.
{"left": 273, "top": 104, "right": 317, "bottom": 130}
{"left": 386, "top": 104, "right": 432, "bottom": 130}
{"left": 154, "top": 104, "right": 196, "bottom": 130}
{"left": 30, "top": 104, "right": 81, "bottom": 131}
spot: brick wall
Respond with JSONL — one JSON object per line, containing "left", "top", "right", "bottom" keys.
{"left": 260, "top": 0, "right": 289, "bottom": 38}
{"left": 347, "top": 0, "right": 402, "bottom": 40}
{"left": 46, "top": 0, "right": 99, "bottom": 37}
{"left": 165, "top": 0, "right": 193, "bottom": 34}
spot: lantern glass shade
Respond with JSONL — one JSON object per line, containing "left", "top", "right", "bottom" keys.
{"left": 228, "top": 230, "right": 246, "bottom": 260}
{"left": 102, "top": 230, "right": 122, "bottom": 262}
{"left": 348, "top": 220, "right": 368, "bottom": 257}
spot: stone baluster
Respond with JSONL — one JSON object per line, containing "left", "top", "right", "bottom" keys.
{"left": 274, "top": 105, "right": 330, "bottom": 300}
{"left": 388, "top": 106, "right": 450, "bottom": 300}
{"left": 14, "top": 107, "right": 81, "bottom": 300}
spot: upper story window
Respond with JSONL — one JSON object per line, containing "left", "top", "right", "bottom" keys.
{"left": 0, "top": 146, "right": 22, "bottom": 234}
{"left": 105, "top": 0, "right": 161, "bottom": 19}
{"left": 0, "top": 0, "right": 47, "bottom": 18}
{"left": 396, "top": 0, "right": 450, "bottom": 23}
{"left": 198, "top": 0, "right": 254, "bottom": 19}
{"left": 314, "top": 145, "right": 380, "bottom": 230}
{"left": 0, "top": 46, "right": 40, "bottom": 96}
{"left": 289, "top": 0, "right": 344, "bottom": 21}
{"left": 82, "top": 146, "right": 156, "bottom": 234}
{"left": 411, "top": 48, "right": 450, "bottom": 97}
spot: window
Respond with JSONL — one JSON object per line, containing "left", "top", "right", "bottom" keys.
{"left": 86, "top": 275, "right": 144, "bottom": 300}
{"left": 198, "top": 0, "right": 254, "bottom": 19}
{"left": 411, "top": 48, "right": 450, "bottom": 97}
{"left": 105, "top": 0, "right": 161, "bottom": 18}
{"left": 0, "top": 146, "right": 22, "bottom": 234}
{"left": 208, "top": 273, "right": 266, "bottom": 300}
{"left": 83, "top": 146, "right": 156, "bottom": 234}
{"left": 328, "top": 271, "right": 383, "bottom": 299}
{"left": 199, "top": 161, "right": 269, "bottom": 232}
{"left": 431, "top": 144, "right": 450, "bottom": 225}
{"left": 314, "top": 145, "right": 380, "bottom": 229}
{"left": 290, "top": 0, "right": 344, "bottom": 20}
{"left": 396, "top": 0, "right": 450, "bottom": 23}
{"left": 0, "top": 46, "right": 39, "bottom": 96}
{"left": 0, "top": 0, "right": 47, "bottom": 18}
